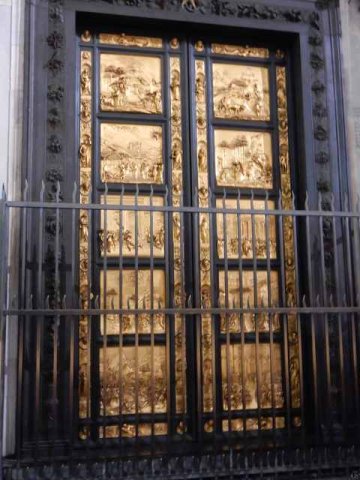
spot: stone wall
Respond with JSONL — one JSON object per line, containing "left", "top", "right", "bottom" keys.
{"left": 0, "top": 0, "right": 25, "bottom": 457}
{"left": 340, "top": 0, "right": 360, "bottom": 205}
{"left": 0, "top": 0, "right": 24, "bottom": 199}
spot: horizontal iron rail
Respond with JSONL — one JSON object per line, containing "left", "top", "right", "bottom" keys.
{"left": 5, "top": 200, "right": 360, "bottom": 218}
{"left": 5, "top": 307, "right": 360, "bottom": 315}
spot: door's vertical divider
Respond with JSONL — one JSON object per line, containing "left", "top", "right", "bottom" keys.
{"left": 194, "top": 56, "right": 214, "bottom": 430}
{"left": 170, "top": 54, "right": 186, "bottom": 433}
{"left": 79, "top": 45, "right": 93, "bottom": 439}
{"left": 276, "top": 66, "right": 301, "bottom": 426}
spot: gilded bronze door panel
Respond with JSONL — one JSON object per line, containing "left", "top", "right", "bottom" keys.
{"left": 192, "top": 41, "right": 300, "bottom": 433}
{"left": 79, "top": 31, "right": 186, "bottom": 440}
{"left": 78, "top": 31, "right": 300, "bottom": 441}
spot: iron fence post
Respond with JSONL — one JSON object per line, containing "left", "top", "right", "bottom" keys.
{"left": 0, "top": 187, "right": 8, "bottom": 480}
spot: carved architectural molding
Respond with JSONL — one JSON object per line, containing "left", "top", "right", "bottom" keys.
{"left": 41, "top": 0, "right": 335, "bottom": 221}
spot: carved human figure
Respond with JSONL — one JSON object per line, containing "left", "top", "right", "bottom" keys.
{"left": 79, "top": 134, "right": 91, "bottom": 167}
{"left": 173, "top": 214, "right": 181, "bottom": 240}
{"left": 79, "top": 212, "right": 89, "bottom": 242}
{"left": 181, "top": 0, "right": 198, "bottom": 9}
{"left": 81, "top": 100, "right": 91, "bottom": 123}
{"left": 172, "top": 142, "right": 182, "bottom": 170}
{"left": 198, "top": 145, "right": 207, "bottom": 171}
{"left": 171, "top": 69, "right": 180, "bottom": 101}
{"left": 195, "top": 73, "right": 205, "bottom": 101}
{"left": 200, "top": 216, "right": 209, "bottom": 244}
{"left": 80, "top": 67, "right": 91, "bottom": 95}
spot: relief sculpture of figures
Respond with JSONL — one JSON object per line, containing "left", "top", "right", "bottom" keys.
{"left": 218, "top": 270, "right": 280, "bottom": 333}
{"left": 100, "top": 269, "right": 166, "bottom": 335}
{"left": 99, "top": 33, "right": 163, "bottom": 49}
{"left": 213, "top": 63, "right": 270, "bottom": 121}
{"left": 100, "top": 54, "right": 162, "bottom": 114}
{"left": 216, "top": 199, "right": 277, "bottom": 260}
{"left": 100, "top": 346, "right": 167, "bottom": 416}
{"left": 221, "top": 344, "right": 284, "bottom": 411}
{"left": 99, "top": 195, "right": 165, "bottom": 258}
{"left": 215, "top": 130, "right": 273, "bottom": 188}
{"left": 101, "top": 123, "right": 163, "bottom": 184}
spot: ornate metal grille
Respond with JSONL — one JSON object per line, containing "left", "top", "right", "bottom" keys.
{"left": 77, "top": 30, "right": 300, "bottom": 441}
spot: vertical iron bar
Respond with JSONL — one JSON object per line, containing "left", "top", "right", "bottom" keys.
{"left": 264, "top": 193, "right": 275, "bottom": 438}
{"left": 118, "top": 187, "right": 124, "bottom": 451}
{"left": 291, "top": 194, "right": 305, "bottom": 438}
{"left": 278, "top": 193, "right": 291, "bottom": 435}
{"left": 52, "top": 183, "right": 61, "bottom": 445}
{"left": 0, "top": 187, "right": 8, "bottom": 479}
{"left": 86, "top": 185, "right": 92, "bottom": 436}
{"left": 149, "top": 187, "right": 155, "bottom": 448}
{"left": 344, "top": 199, "right": 359, "bottom": 434}
{"left": 318, "top": 195, "right": 332, "bottom": 436}
{"left": 352, "top": 208, "right": 360, "bottom": 435}
{"left": 102, "top": 186, "right": 108, "bottom": 442}
{"left": 165, "top": 186, "right": 172, "bottom": 442}
{"left": 236, "top": 191, "right": 246, "bottom": 437}
{"left": 250, "top": 192, "right": 261, "bottom": 435}
{"left": 305, "top": 194, "right": 319, "bottom": 440}
{"left": 222, "top": 190, "right": 231, "bottom": 435}
{"left": 330, "top": 197, "right": 346, "bottom": 434}
{"left": 180, "top": 192, "right": 186, "bottom": 437}
{"left": 17, "top": 182, "right": 28, "bottom": 470}
{"left": 33, "top": 188, "right": 41, "bottom": 459}
{"left": 35, "top": 184, "right": 44, "bottom": 458}
{"left": 69, "top": 183, "right": 77, "bottom": 465}
{"left": 134, "top": 186, "right": 139, "bottom": 442}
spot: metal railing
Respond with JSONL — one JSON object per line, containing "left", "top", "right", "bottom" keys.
{"left": 1, "top": 183, "right": 360, "bottom": 478}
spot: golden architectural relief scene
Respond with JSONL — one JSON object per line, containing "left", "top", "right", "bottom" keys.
{"left": 195, "top": 58, "right": 215, "bottom": 415}
{"left": 221, "top": 343, "right": 284, "bottom": 411}
{"left": 79, "top": 49, "right": 92, "bottom": 423}
{"left": 212, "top": 63, "right": 270, "bottom": 121}
{"left": 78, "top": 34, "right": 301, "bottom": 436}
{"left": 99, "top": 33, "right": 163, "bottom": 49}
{"left": 100, "top": 123, "right": 163, "bottom": 184}
{"left": 216, "top": 199, "right": 277, "bottom": 259}
{"left": 214, "top": 129, "right": 273, "bottom": 188}
{"left": 222, "top": 417, "right": 285, "bottom": 433}
{"left": 218, "top": 270, "right": 280, "bottom": 333}
{"left": 100, "top": 423, "right": 168, "bottom": 439}
{"left": 99, "top": 195, "right": 165, "bottom": 258}
{"left": 211, "top": 43, "right": 269, "bottom": 59}
{"left": 100, "top": 54, "right": 162, "bottom": 113}
{"left": 100, "top": 346, "right": 167, "bottom": 416}
{"left": 277, "top": 66, "right": 300, "bottom": 409}
{"left": 100, "top": 269, "right": 166, "bottom": 335}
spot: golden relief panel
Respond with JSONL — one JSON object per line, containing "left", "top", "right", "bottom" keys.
{"left": 222, "top": 416, "right": 285, "bottom": 433}
{"left": 221, "top": 343, "right": 284, "bottom": 411}
{"left": 211, "top": 43, "right": 269, "bottom": 59}
{"left": 100, "top": 346, "right": 167, "bottom": 416}
{"left": 100, "top": 54, "right": 162, "bottom": 114}
{"left": 216, "top": 199, "right": 277, "bottom": 260}
{"left": 212, "top": 63, "right": 270, "bottom": 121}
{"left": 99, "top": 33, "right": 163, "bottom": 49}
{"left": 277, "top": 66, "right": 300, "bottom": 410}
{"left": 100, "top": 269, "right": 166, "bottom": 335}
{"left": 100, "top": 423, "right": 167, "bottom": 439}
{"left": 79, "top": 49, "right": 92, "bottom": 424}
{"left": 218, "top": 270, "right": 280, "bottom": 333}
{"left": 99, "top": 195, "right": 165, "bottom": 258}
{"left": 214, "top": 129, "right": 273, "bottom": 188}
{"left": 170, "top": 56, "right": 187, "bottom": 415}
{"left": 101, "top": 123, "right": 163, "bottom": 184}
{"left": 195, "top": 58, "right": 214, "bottom": 414}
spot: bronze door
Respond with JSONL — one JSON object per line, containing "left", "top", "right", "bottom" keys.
{"left": 78, "top": 30, "right": 300, "bottom": 442}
